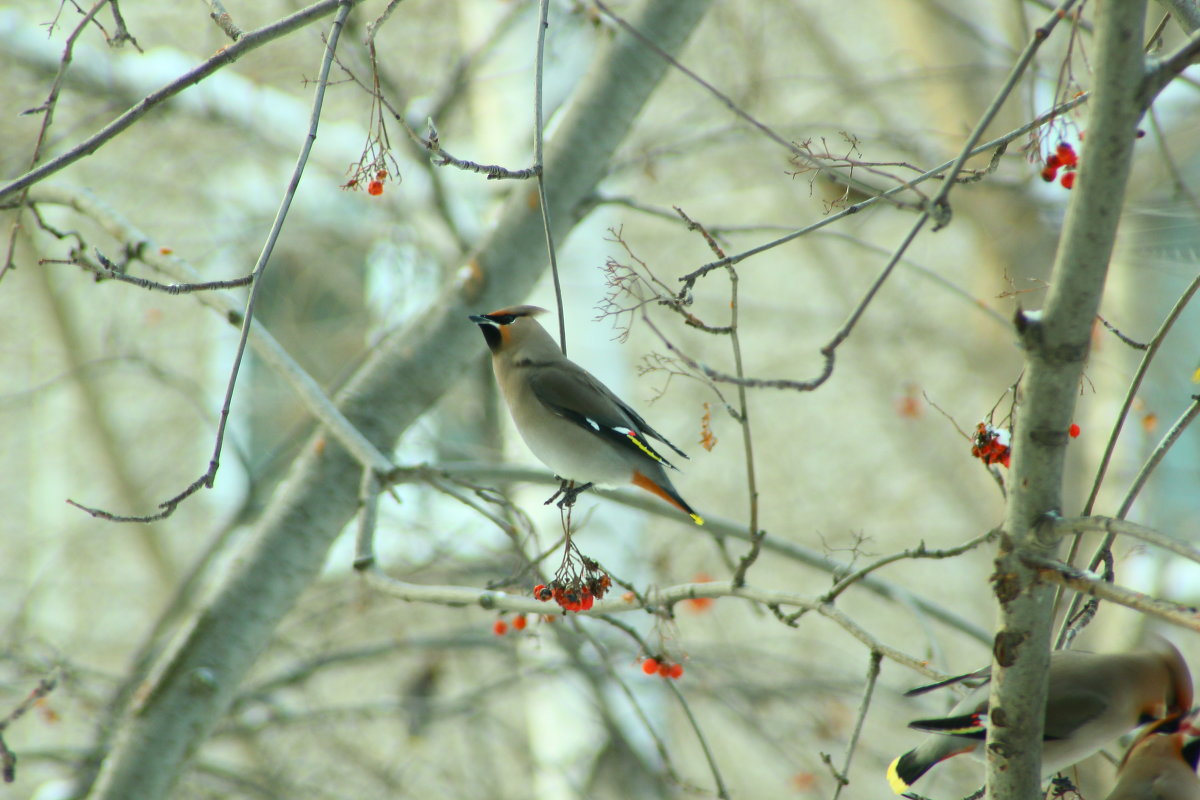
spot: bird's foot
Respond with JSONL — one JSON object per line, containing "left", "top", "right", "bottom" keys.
{"left": 544, "top": 479, "right": 593, "bottom": 509}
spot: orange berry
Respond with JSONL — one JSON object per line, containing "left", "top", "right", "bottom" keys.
{"left": 492, "top": 620, "right": 508, "bottom": 636}
{"left": 668, "top": 663, "right": 684, "bottom": 679}
{"left": 1068, "top": 423, "right": 1080, "bottom": 438}
{"left": 376, "top": 169, "right": 387, "bottom": 179}
{"left": 657, "top": 662, "right": 671, "bottom": 677}
{"left": 642, "top": 658, "right": 659, "bottom": 675}
{"left": 512, "top": 614, "right": 527, "bottom": 630}
{"left": 367, "top": 180, "right": 384, "bottom": 196}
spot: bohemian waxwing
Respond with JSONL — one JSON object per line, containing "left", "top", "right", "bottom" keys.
{"left": 470, "top": 305, "right": 703, "bottom": 524}
{"left": 887, "top": 638, "right": 1193, "bottom": 794}
{"left": 1105, "top": 709, "right": 1200, "bottom": 800}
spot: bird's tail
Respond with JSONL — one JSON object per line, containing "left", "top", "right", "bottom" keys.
{"left": 632, "top": 470, "right": 704, "bottom": 525}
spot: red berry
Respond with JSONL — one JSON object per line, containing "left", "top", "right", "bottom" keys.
{"left": 1060, "top": 172, "right": 1075, "bottom": 189}
{"left": 492, "top": 620, "right": 508, "bottom": 636}
{"left": 642, "top": 658, "right": 659, "bottom": 675}
{"left": 668, "top": 663, "right": 684, "bottom": 679}
{"left": 1068, "top": 423, "right": 1081, "bottom": 438}
{"left": 512, "top": 615, "right": 528, "bottom": 630}
{"left": 1055, "top": 142, "right": 1078, "bottom": 167}
{"left": 1045, "top": 153, "right": 1062, "bottom": 169}
{"left": 657, "top": 662, "right": 671, "bottom": 677}
{"left": 1040, "top": 166, "right": 1058, "bottom": 182}
{"left": 367, "top": 180, "right": 384, "bottom": 196}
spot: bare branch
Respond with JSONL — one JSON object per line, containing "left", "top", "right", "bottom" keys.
{"left": 400, "top": 461, "right": 991, "bottom": 643}
{"left": 0, "top": 0, "right": 368, "bottom": 205}
{"left": 1054, "top": 516, "right": 1200, "bottom": 565}
{"left": 1027, "top": 555, "right": 1200, "bottom": 633}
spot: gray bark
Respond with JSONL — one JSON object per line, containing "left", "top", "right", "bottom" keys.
{"left": 986, "top": 3, "right": 1149, "bottom": 798}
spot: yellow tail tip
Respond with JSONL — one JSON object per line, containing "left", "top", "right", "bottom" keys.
{"left": 886, "top": 756, "right": 911, "bottom": 795}
{"left": 690, "top": 513, "right": 704, "bottom": 525}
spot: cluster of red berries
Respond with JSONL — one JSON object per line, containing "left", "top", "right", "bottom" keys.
{"left": 533, "top": 573, "right": 612, "bottom": 613}
{"left": 1041, "top": 142, "right": 1078, "bottom": 189}
{"left": 971, "top": 421, "right": 1080, "bottom": 468}
{"left": 492, "top": 615, "right": 529, "bottom": 636}
{"left": 641, "top": 657, "right": 684, "bottom": 680}
{"left": 971, "top": 422, "right": 1012, "bottom": 468}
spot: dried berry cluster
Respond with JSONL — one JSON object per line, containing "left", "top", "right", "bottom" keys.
{"left": 533, "top": 572, "right": 612, "bottom": 613}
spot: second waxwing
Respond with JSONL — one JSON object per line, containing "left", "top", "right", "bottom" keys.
{"left": 470, "top": 305, "right": 703, "bottom": 524}
{"left": 887, "top": 639, "right": 1194, "bottom": 794}
{"left": 1105, "top": 709, "right": 1200, "bottom": 800}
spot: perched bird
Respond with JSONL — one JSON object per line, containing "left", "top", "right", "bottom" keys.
{"left": 1105, "top": 709, "right": 1200, "bottom": 800}
{"left": 470, "top": 305, "right": 702, "bottom": 524}
{"left": 887, "top": 639, "right": 1194, "bottom": 794}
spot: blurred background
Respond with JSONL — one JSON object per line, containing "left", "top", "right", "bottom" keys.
{"left": 1, "top": 1, "right": 1198, "bottom": 798}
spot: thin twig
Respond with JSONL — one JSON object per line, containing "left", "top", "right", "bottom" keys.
{"left": 1, "top": 0, "right": 110, "bottom": 282}
{"left": 829, "top": 650, "right": 883, "bottom": 800}
{"left": 675, "top": 209, "right": 762, "bottom": 585}
{"left": 1116, "top": 396, "right": 1200, "bottom": 519}
{"left": 568, "top": 620, "right": 688, "bottom": 789}
{"left": 820, "top": 531, "right": 998, "bottom": 605}
{"left": 1096, "top": 314, "right": 1149, "bottom": 349}
{"left": 663, "top": 664, "right": 730, "bottom": 799}
{"left": 0, "top": 670, "right": 61, "bottom": 784}
{"left": 51, "top": 249, "right": 253, "bottom": 293}
{"left": 531, "top": 0, "right": 565, "bottom": 355}
{"left": 204, "top": 0, "right": 244, "bottom": 40}
{"left": 1083, "top": 270, "right": 1200, "bottom": 517}
{"left": 423, "top": 123, "right": 539, "bottom": 179}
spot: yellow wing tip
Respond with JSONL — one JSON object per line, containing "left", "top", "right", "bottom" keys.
{"left": 690, "top": 513, "right": 704, "bottom": 526}
{"left": 886, "top": 756, "right": 911, "bottom": 795}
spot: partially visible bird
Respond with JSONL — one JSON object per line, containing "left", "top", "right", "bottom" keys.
{"left": 1105, "top": 709, "right": 1200, "bottom": 800}
{"left": 470, "top": 305, "right": 703, "bottom": 524}
{"left": 887, "top": 639, "right": 1194, "bottom": 794}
